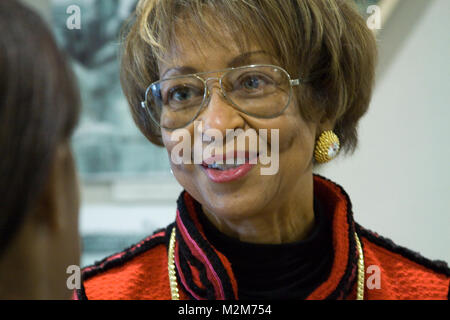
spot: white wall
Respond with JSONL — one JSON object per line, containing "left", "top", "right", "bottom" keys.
{"left": 316, "top": 0, "right": 450, "bottom": 262}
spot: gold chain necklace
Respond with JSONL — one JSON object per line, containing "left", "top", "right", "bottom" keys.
{"left": 168, "top": 227, "right": 365, "bottom": 300}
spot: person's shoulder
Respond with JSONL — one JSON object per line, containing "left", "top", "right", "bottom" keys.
{"left": 75, "top": 226, "right": 172, "bottom": 300}
{"left": 356, "top": 224, "right": 450, "bottom": 300}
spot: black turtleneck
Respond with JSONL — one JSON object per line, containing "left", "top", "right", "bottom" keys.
{"left": 197, "top": 197, "right": 334, "bottom": 300}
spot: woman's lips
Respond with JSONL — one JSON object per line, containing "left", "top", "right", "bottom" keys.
{"left": 202, "top": 162, "right": 255, "bottom": 183}
{"left": 200, "top": 151, "right": 257, "bottom": 183}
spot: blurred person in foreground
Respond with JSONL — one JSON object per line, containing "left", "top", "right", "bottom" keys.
{"left": 0, "top": 0, "right": 81, "bottom": 299}
{"left": 77, "top": 0, "right": 449, "bottom": 300}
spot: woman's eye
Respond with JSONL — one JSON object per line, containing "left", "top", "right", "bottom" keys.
{"left": 238, "top": 74, "right": 273, "bottom": 92}
{"left": 171, "top": 88, "right": 191, "bottom": 101}
{"left": 243, "top": 76, "right": 261, "bottom": 89}
{"left": 169, "top": 86, "right": 199, "bottom": 103}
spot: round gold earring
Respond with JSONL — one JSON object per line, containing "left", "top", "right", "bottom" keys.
{"left": 314, "top": 131, "right": 340, "bottom": 163}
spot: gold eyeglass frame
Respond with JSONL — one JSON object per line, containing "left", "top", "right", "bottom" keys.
{"left": 140, "top": 64, "right": 307, "bottom": 130}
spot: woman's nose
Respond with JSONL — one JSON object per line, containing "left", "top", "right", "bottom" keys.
{"left": 196, "top": 81, "right": 245, "bottom": 136}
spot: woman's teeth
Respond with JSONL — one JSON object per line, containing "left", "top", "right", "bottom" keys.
{"left": 207, "top": 161, "right": 244, "bottom": 171}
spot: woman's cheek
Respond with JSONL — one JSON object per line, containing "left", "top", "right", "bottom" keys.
{"left": 162, "top": 126, "right": 197, "bottom": 164}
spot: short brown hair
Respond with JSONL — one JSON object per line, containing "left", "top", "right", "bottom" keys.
{"left": 0, "top": 1, "right": 80, "bottom": 255}
{"left": 120, "top": 0, "right": 377, "bottom": 152}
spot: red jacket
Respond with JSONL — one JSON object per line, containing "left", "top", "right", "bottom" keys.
{"left": 75, "top": 175, "right": 449, "bottom": 300}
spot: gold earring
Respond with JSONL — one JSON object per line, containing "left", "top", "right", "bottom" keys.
{"left": 314, "top": 131, "right": 340, "bottom": 163}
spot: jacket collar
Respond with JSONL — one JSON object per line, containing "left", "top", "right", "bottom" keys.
{"left": 173, "top": 174, "right": 358, "bottom": 300}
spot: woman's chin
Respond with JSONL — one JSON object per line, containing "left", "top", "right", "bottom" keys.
{"left": 178, "top": 163, "right": 280, "bottom": 219}
{"left": 199, "top": 189, "right": 271, "bottom": 221}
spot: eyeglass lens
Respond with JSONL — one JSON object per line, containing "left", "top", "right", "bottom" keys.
{"left": 147, "top": 66, "right": 291, "bottom": 129}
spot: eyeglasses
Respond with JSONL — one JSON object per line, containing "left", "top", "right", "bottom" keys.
{"left": 141, "top": 64, "right": 304, "bottom": 130}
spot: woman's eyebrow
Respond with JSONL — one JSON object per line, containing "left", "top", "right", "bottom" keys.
{"left": 161, "top": 50, "right": 272, "bottom": 78}
{"left": 227, "top": 50, "right": 271, "bottom": 67}
{"left": 161, "top": 66, "right": 197, "bottom": 79}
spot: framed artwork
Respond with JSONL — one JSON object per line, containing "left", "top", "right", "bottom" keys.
{"left": 51, "top": 0, "right": 171, "bottom": 180}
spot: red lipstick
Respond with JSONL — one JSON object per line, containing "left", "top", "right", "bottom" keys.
{"left": 200, "top": 151, "right": 257, "bottom": 183}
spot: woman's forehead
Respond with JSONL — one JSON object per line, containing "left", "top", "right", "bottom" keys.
{"left": 158, "top": 31, "right": 277, "bottom": 76}
{"left": 154, "top": 7, "right": 283, "bottom": 75}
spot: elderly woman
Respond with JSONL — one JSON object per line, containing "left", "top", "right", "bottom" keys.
{"left": 77, "top": 0, "right": 449, "bottom": 300}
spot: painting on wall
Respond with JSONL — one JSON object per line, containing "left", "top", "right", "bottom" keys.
{"left": 51, "top": 0, "right": 170, "bottom": 179}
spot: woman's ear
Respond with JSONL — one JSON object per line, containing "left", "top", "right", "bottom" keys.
{"left": 316, "top": 117, "right": 336, "bottom": 138}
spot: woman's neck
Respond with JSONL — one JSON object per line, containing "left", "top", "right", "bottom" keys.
{"left": 0, "top": 217, "right": 69, "bottom": 300}
{"left": 198, "top": 194, "right": 333, "bottom": 300}
{"left": 201, "top": 176, "right": 316, "bottom": 244}
{"left": 0, "top": 223, "right": 47, "bottom": 299}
